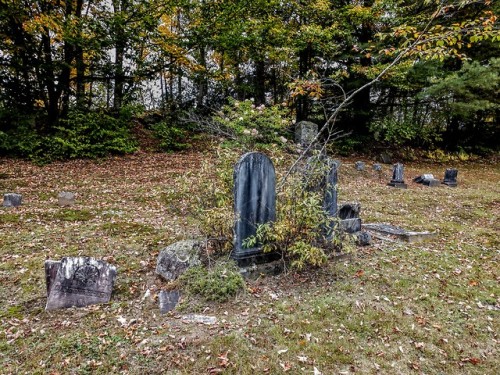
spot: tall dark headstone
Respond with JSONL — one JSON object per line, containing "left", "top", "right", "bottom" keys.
{"left": 45, "top": 257, "right": 117, "bottom": 310}
{"left": 323, "top": 158, "right": 338, "bottom": 217}
{"left": 443, "top": 168, "right": 458, "bottom": 187}
{"left": 388, "top": 163, "right": 407, "bottom": 189}
{"left": 233, "top": 152, "right": 277, "bottom": 265}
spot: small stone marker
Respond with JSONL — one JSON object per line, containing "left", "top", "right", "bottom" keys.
{"left": 156, "top": 240, "right": 202, "bottom": 281}
{"left": 58, "top": 191, "right": 76, "bottom": 206}
{"left": 372, "top": 163, "right": 382, "bottom": 172}
{"left": 363, "top": 223, "right": 436, "bottom": 243}
{"left": 413, "top": 174, "right": 440, "bottom": 187}
{"left": 443, "top": 168, "right": 458, "bottom": 187}
{"left": 388, "top": 163, "right": 407, "bottom": 189}
{"left": 355, "top": 161, "right": 365, "bottom": 171}
{"left": 159, "top": 290, "right": 180, "bottom": 314}
{"left": 3, "top": 193, "right": 22, "bottom": 207}
{"left": 45, "top": 257, "right": 117, "bottom": 310}
{"left": 355, "top": 231, "right": 372, "bottom": 246}
{"left": 181, "top": 314, "right": 217, "bottom": 325}
{"left": 233, "top": 152, "right": 277, "bottom": 265}
{"left": 379, "top": 152, "right": 392, "bottom": 164}
{"left": 295, "top": 121, "right": 318, "bottom": 148}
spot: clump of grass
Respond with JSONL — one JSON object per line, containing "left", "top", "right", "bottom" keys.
{"left": 53, "top": 209, "right": 93, "bottom": 221}
{"left": 100, "top": 221, "right": 156, "bottom": 235}
{"left": 0, "top": 213, "right": 20, "bottom": 223}
{"left": 179, "top": 261, "right": 245, "bottom": 302}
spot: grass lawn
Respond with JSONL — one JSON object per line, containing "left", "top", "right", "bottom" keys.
{"left": 0, "top": 147, "right": 498, "bottom": 374}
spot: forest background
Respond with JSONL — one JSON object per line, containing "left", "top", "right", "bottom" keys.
{"left": 0, "top": 0, "right": 498, "bottom": 162}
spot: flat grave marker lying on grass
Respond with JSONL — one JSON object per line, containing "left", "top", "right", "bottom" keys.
{"left": 45, "top": 256, "right": 117, "bottom": 310}
{"left": 233, "top": 152, "right": 277, "bottom": 265}
{"left": 443, "top": 168, "right": 458, "bottom": 187}
{"left": 363, "top": 223, "right": 436, "bottom": 243}
{"left": 388, "top": 163, "right": 407, "bottom": 189}
{"left": 159, "top": 290, "right": 180, "bottom": 313}
{"left": 58, "top": 191, "right": 76, "bottom": 206}
{"left": 3, "top": 193, "right": 22, "bottom": 207}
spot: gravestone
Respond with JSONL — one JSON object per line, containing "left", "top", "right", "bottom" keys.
{"left": 413, "top": 174, "right": 440, "bottom": 187}
{"left": 3, "top": 193, "right": 22, "bottom": 207}
{"left": 388, "top": 163, "right": 407, "bottom": 189}
{"left": 355, "top": 231, "right": 372, "bottom": 246}
{"left": 379, "top": 152, "right": 392, "bottom": 164}
{"left": 58, "top": 191, "right": 76, "bottom": 206}
{"left": 233, "top": 152, "right": 277, "bottom": 265}
{"left": 323, "top": 159, "right": 338, "bottom": 217}
{"left": 156, "top": 240, "right": 202, "bottom": 281}
{"left": 338, "top": 202, "right": 361, "bottom": 219}
{"left": 363, "top": 223, "right": 436, "bottom": 243}
{"left": 372, "top": 163, "right": 382, "bottom": 172}
{"left": 45, "top": 257, "right": 117, "bottom": 310}
{"left": 295, "top": 121, "right": 318, "bottom": 148}
{"left": 159, "top": 290, "right": 180, "bottom": 314}
{"left": 355, "top": 161, "right": 365, "bottom": 171}
{"left": 442, "top": 168, "right": 458, "bottom": 187}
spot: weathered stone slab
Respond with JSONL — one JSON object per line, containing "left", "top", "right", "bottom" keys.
{"left": 156, "top": 240, "right": 202, "bottom": 281}
{"left": 58, "top": 191, "right": 76, "bottom": 206}
{"left": 362, "top": 223, "right": 436, "bottom": 243}
{"left": 233, "top": 152, "right": 277, "bottom": 265}
{"left": 443, "top": 168, "right": 458, "bottom": 187}
{"left": 388, "top": 163, "right": 407, "bottom": 189}
{"left": 355, "top": 161, "right": 365, "bottom": 171}
{"left": 181, "top": 314, "right": 217, "bottom": 325}
{"left": 45, "top": 260, "right": 61, "bottom": 297}
{"left": 159, "top": 290, "right": 180, "bottom": 314}
{"left": 45, "top": 257, "right": 117, "bottom": 310}
{"left": 3, "top": 193, "right": 22, "bottom": 207}
{"left": 338, "top": 202, "right": 360, "bottom": 219}
{"left": 295, "top": 121, "right": 318, "bottom": 147}
{"left": 414, "top": 174, "right": 440, "bottom": 187}
{"left": 339, "top": 218, "right": 362, "bottom": 233}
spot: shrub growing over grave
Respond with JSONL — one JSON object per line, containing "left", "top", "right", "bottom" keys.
{"left": 179, "top": 261, "right": 245, "bottom": 302}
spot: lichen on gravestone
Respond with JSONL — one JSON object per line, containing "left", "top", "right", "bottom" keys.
{"left": 156, "top": 240, "right": 202, "bottom": 281}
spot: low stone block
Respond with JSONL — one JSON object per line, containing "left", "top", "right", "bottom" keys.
{"left": 156, "top": 240, "right": 202, "bottom": 281}
{"left": 355, "top": 231, "right": 372, "bottom": 246}
{"left": 58, "top": 191, "right": 76, "bottom": 206}
{"left": 339, "top": 218, "right": 362, "bottom": 233}
{"left": 372, "top": 163, "right": 382, "bottom": 172}
{"left": 45, "top": 257, "right": 117, "bottom": 310}
{"left": 423, "top": 178, "right": 440, "bottom": 187}
{"left": 159, "top": 290, "right": 180, "bottom": 314}
{"left": 355, "top": 161, "right": 365, "bottom": 171}
{"left": 3, "top": 193, "right": 22, "bottom": 207}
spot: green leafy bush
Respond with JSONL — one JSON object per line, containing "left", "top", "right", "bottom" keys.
{"left": 150, "top": 121, "right": 188, "bottom": 151}
{"left": 212, "top": 99, "right": 290, "bottom": 149}
{"left": 179, "top": 261, "right": 245, "bottom": 302}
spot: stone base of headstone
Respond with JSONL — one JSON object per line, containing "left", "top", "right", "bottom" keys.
{"left": 238, "top": 258, "right": 284, "bottom": 279}
{"left": 423, "top": 179, "right": 440, "bottom": 187}
{"left": 159, "top": 290, "right": 180, "bottom": 314}
{"left": 58, "top": 191, "right": 76, "bottom": 206}
{"left": 3, "top": 193, "right": 22, "bottom": 207}
{"left": 339, "top": 218, "right": 362, "bottom": 233}
{"left": 45, "top": 257, "right": 117, "bottom": 310}
{"left": 363, "top": 223, "right": 436, "bottom": 243}
{"left": 442, "top": 181, "right": 457, "bottom": 187}
{"left": 156, "top": 240, "right": 202, "bottom": 281}
{"left": 232, "top": 250, "right": 281, "bottom": 268}
{"left": 355, "top": 231, "right": 372, "bottom": 246}
{"left": 388, "top": 181, "right": 408, "bottom": 189}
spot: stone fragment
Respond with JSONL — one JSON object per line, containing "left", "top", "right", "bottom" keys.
{"left": 372, "top": 163, "right": 382, "bottom": 172}
{"left": 159, "top": 290, "right": 180, "bottom": 314}
{"left": 355, "top": 161, "right": 365, "bottom": 171}
{"left": 181, "top": 314, "right": 217, "bottom": 325}
{"left": 363, "top": 223, "right": 436, "bottom": 243}
{"left": 3, "top": 193, "right": 22, "bottom": 207}
{"left": 295, "top": 121, "right": 318, "bottom": 148}
{"left": 338, "top": 202, "right": 361, "bottom": 219}
{"left": 355, "top": 231, "right": 372, "bottom": 246}
{"left": 339, "top": 218, "right": 362, "bottom": 233}
{"left": 233, "top": 152, "right": 277, "bottom": 265}
{"left": 45, "top": 257, "right": 117, "bottom": 310}
{"left": 58, "top": 191, "right": 76, "bottom": 206}
{"left": 388, "top": 163, "right": 407, "bottom": 189}
{"left": 156, "top": 240, "right": 202, "bottom": 281}
{"left": 443, "top": 168, "right": 458, "bottom": 187}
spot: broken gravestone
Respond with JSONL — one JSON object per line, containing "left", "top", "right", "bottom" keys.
{"left": 295, "top": 121, "right": 318, "bottom": 148}
{"left": 337, "top": 202, "right": 362, "bottom": 233}
{"left": 363, "top": 223, "right": 436, "bottom": 243}
{"left": 3, "top": 193, "right": 22, "bottom": 207}
{"left": 233, "top": 152, "right": 278, "bottom": 266}
{"left": 159, "top": 290, "right": 180, "bottom": 314}
{"left": 442, "top": 168, "right": 458, "bottom": 187}
{"left": 413, "top": 174, "right": 440, "bottom": 187}
{"left": 355, "top": 161, "right": 365, "bottom": 171}
{"left": 58, "top": 191, "right": 76, "bottom": 206}
{"left": 45, "top": 257, "right": 117, "bottom": 310}
{"left": 156, "top": 240, "right": 202, "bottom": 281}
{"left": 388, "top": 163, "right": 407, "bottom": 189}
